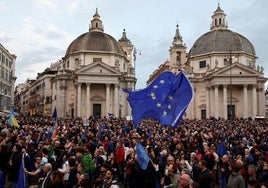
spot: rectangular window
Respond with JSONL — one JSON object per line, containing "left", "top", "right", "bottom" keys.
{"left": 5, "top": 71, "right": 8, "bottom": 80}
{"left": 199, "top": 61, "right": 206, "bottom": 68}
{"left": 93, "top": 58, "right": 102, "bottom": 62}
{"left": 201, "top": 109, "right": 206, "bottom": 119}
{"left": 176, "top": 56, "right": 181, "bottom": 63}
{"left": 224, "top": 58, "right": 231, "bottom": 66}
{"left": 4, "top": 70, "right": 8, "bottom": 80}
{"left": 246, "top": 60, "right": 252, "bottom": 67}
{"left": 1, "top": 69, "right": 3, "bottom": 79}
{"left": 2, "top": 54, "right": 5, "bottom": 63}
{"left": 9, "top": 60, "right": 12, "bottom": 68}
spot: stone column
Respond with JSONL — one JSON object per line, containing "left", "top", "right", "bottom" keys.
{"left": 77, "top": 83, "right": 82, "bottom": 117}
{"left": 214, "top": 85, "right": 219, "bottom": 119}
{"left": 114, "top": 84, "right": 119, "bottom": 117}
{"left": 252, "top": 84, "right": 257, "bottom": 117}
{"left": 243, "top": 84, "right": 248, "bottom": 118}
{"left": 191, "top": 88, "right": 196, "bottom": 119}
{"left": 106, "top": 84, "right": 110, "bottom": 116}
{"left": 223, "top": 85, "right": 227, "bottom": 120}
{"left": 206, "top": 87, "right": 210, "bottom": 119}
{"left": 260, "top": 87, "right": 266, "bottom": 116}
{"left": 86, "top": 83, "right": 91, "bottom": 117}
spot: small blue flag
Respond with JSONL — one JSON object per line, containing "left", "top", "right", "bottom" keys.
{"left": 47, "top": 107, "right": 58, "bottom": 139}
{"left": 108, "top": 113, "right": 114, "bottom": 117}
{"left": 124, "top": 71, "right": 193, "bottom": 127}
{"left": 216, "top": 141, "right": 228, "bottom": 157}
{"left": 17, "top": 156, "right": 26, "bottom": 188}
{"left": 155, "top": 179, "right": 161, "bottom": 188}
{"left": 52, "top": 107, "right": 57, "bottom": 121}
{"left": 136, "top": 142, "right": 150, "bottom": 170}
{"left": 0, "top": 168, "right": 3, "bottom": 188}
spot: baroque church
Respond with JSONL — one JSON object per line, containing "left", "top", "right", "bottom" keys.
{"left": 50, "top": 9, "right": 135, "bottom": 118}
{"left": 149, "top": 4, "right": 266, "bottom": 120}
{"left": 16, "top": 5, "right": 266, "bottom": 120}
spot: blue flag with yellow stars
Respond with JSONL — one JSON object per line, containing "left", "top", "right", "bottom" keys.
{"left": 124, "top": 71, "right": 193, "bottom": 128}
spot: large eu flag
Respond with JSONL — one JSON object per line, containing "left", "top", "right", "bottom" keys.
{"left": 124, "top": 71, "right": 193, "bottom": 127}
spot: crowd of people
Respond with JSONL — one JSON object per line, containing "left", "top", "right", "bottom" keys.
{"left": 0, "top": 115, "right": 267, "bottom": 188}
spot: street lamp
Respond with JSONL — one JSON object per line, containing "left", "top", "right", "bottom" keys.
{"left": 229, "top": 49, "right": 233, "bottom": 120}
{"left": 228, "top": 44, "right": 238, "bottom": 120}
{"left": 133, "top": 47, "right": 141, "bottom": 90}
{"left": 0, "top": 63, "right": 2, "bottom": 113}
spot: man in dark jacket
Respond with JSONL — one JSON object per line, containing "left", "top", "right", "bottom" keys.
{"left": 197, "top": 160, "right": 212, "bottom": 188}
{"left": 41, "top": 163, "right": 52, "bottom": 188}
{"left": 7, "top": 144, "right": 23, "bottom": 188}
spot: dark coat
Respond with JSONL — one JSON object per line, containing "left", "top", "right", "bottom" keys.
{"left": 197, "top": 168, "right": 212, "bottom": 188}
{"left": 7, "top": 152, "right": 22, "bottom": 182}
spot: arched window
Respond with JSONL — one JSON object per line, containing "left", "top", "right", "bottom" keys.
{"left": 219, "top": 18, "right": 222, "bottom": 25}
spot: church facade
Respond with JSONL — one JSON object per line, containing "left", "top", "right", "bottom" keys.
{"left": 149, "top": 5, "right": 267, "bottom": 120}
{"left": 50, "top": 9, "right": 135, "bottom": 119}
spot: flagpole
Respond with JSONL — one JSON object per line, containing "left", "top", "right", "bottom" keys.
{"left": 22, "top": 153, "right": 26, "bottom": 188}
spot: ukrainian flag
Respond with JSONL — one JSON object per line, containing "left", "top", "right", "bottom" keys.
{"left": 8, "top": 108, "right": 19, "bottom": 128}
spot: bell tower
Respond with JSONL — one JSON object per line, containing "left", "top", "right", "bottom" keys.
{"left": 169, "top": 24, "right": 187, "bottom": 73}
{"left": 210, "top": 3, "right": 228, "bottom": 31}
{"left": 89, "top": 8, "right": 104, "bottom": 32}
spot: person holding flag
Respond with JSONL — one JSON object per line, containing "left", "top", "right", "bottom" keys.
{"left": 135, "top": 142, "right": 160, "bottom": 188}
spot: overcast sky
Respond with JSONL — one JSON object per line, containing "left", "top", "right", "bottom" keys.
{"left": 0, "top": 0, "right": 267, "bottom": 89}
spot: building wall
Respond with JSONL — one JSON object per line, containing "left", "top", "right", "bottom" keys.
{"left": 0, "top": 43, "right": 16, "bottom": 114}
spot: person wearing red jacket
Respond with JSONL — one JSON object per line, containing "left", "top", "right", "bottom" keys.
{"left": 115, "top": 141, "right": 125, "bottom": 184}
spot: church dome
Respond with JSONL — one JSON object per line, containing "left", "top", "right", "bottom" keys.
{"left": 189, "top": 4, "right": 256, "bottom": 58}
{"left": 65, "top": 9, "right": 125, "bottom": 57}
{"left": 189, "top": 29, "right": 256, "bottom": 57}
{"left": 65, "top": 31, "right": 125, "bottom": 56}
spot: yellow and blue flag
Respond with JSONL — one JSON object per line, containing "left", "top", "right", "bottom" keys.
{"left": 8, "top": 108, "right": 19, "bottom": 128}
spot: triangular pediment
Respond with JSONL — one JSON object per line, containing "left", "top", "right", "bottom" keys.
{"left": 76, "top": 61, "right": 121, "bottom": 76}
{"left": 212, "top": 63, "right": 259, "bottom": 77}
